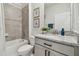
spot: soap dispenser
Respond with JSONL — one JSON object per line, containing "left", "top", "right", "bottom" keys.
{"left": 61, "top": 28, "right": 65, "bottom": 36}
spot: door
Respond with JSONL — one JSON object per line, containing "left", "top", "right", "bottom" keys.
{"left": 34, "top": 44, "right": 46, "bottom": 56}
{"left": 0, "top": 4, "right": 5, "bottom": 55}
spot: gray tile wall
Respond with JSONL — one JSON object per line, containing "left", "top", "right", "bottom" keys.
{"left": 4, "top": 4, "right": 22, "bottom": 41}
{"left": 22, "top": 5, "right": 29, "bottom": 41}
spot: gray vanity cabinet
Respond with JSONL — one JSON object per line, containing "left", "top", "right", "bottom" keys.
{"left": 35, "top": 43, "right": 65, "bottom": 56}
{"left": 35, "top": 37, "right": 67, "bottom": 56}
{"left": 35, "top": 44, "right": 65, "bottom": 56}
{"left": 35, "top": 37, "right": 79, "bottom": 56}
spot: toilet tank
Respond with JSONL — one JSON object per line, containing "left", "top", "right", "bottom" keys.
{"left": 29, "top": 36, "right": 35, "bottom": 46}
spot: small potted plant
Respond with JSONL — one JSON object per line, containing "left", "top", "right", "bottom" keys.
{"left": 41, "top": 27, "right": 49, "bottom": 34}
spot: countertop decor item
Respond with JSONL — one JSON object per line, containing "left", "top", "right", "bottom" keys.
{"left": 48, "top": 23, "right": 54, "bottom": 29}
{"left": 61, "top": 28, "right": 65, "bottom": 36}
{"left": 41, "top": 27, "right": 49, "bottom": 34}
{"left": 33, "top": 17, "right": 40, "bottom": 28}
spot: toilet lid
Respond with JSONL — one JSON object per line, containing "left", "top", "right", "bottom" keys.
{"left": 18, "top": 44, "right": 33, "bottom": 52}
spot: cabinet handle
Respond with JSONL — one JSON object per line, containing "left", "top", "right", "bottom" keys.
{"left": 44, "top": 43, "right": 52, "bottom": 47}
{"left": 45, "top": 50, "right": 47, "bottom": 56}
{"left": 48, "top": 51, "right": 50, "bottom": 56}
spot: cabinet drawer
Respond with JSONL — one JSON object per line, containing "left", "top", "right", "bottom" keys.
{"left": 35, "top": 37, "right": 74, "bottom": 56}
{"left": 52, "top": 42, "right": 74, "bottom": 56}
{"left": 35, "top": 38, "right": 53, "bottom": 47}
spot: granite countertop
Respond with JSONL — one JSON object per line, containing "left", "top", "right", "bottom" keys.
{"left": 34, "top": 34, "right": 79, "bottom": 47}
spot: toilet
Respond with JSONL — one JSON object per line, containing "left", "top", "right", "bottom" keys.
{"left": 17, "top": 36, "right": 35, "bottom": 56}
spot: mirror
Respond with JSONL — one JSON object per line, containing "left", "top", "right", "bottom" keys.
{"left": 44, "top": 3, "right": 71, "bottom": 32}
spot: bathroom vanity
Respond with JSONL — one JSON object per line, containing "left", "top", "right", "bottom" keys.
{"left": 34, "top": 34, "right": 79, "bottom": 56}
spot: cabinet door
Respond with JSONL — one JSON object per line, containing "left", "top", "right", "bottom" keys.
{"left": 54, "top": 52, "right": 65, "bottom": 56}
{"left": 50, "top": 51, "right": 55, "bottom": 56}
{"left": 49, "top": 49, "right": 65, "bottom": 56}
{"left": 53, "top": 51, "right": 65, "bottom": 56}
{"left": 35, "top": 44, "right": 46, "bottom": 56}
{"left": 46, "top": 49, "right": 55, "bottom": 56}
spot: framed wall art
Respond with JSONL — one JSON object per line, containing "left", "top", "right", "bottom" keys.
{"left": 33, "top": 17, "right": 40, "bottom": 28}
{"left": 33, "top": 7, "right": 40, "bottom": 28}
{"left": 33, "top": 7, "right": 40, "bottom": 17}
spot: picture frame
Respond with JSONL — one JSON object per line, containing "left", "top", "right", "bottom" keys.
{"left": 33, "top": 17, "right": 40, "bottom": 28}
{"left": 33, "top": 7, "right": 40, "bottom": 17}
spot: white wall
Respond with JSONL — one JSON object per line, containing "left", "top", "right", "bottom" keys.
{"left": 73, "top": 3, "right": 79, "bottom": 33}
{"left": 29, "top": 3, "right": 32, "bottom": 38}
{"left": 22, "top": 5, "right": 29, "bottom": 40}
{"left": 45, "top": 3, "right": 71, "bottom": 31}
{"left": 0, "top": 4, "right": 5, "bottom": 55}
{"left": 31, "top": 3, "right": 44, "bottom": 35}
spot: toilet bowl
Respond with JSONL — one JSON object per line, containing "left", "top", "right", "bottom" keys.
{"left": 18, "top": 44, "right": 33, "bottom": 56}
{"left": 17, "top": 36, "right": 35, "bottom": 56}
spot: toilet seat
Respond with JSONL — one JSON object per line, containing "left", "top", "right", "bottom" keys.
{"left": 17, "top": 44, "right": 33, "bottom": 56}
{"left": 18, "top": 44, "right": 33, "bottom": 52}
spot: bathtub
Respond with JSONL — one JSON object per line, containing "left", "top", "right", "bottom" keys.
{"left": 5, "top": 39, "right": 28, "bottom": 56}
